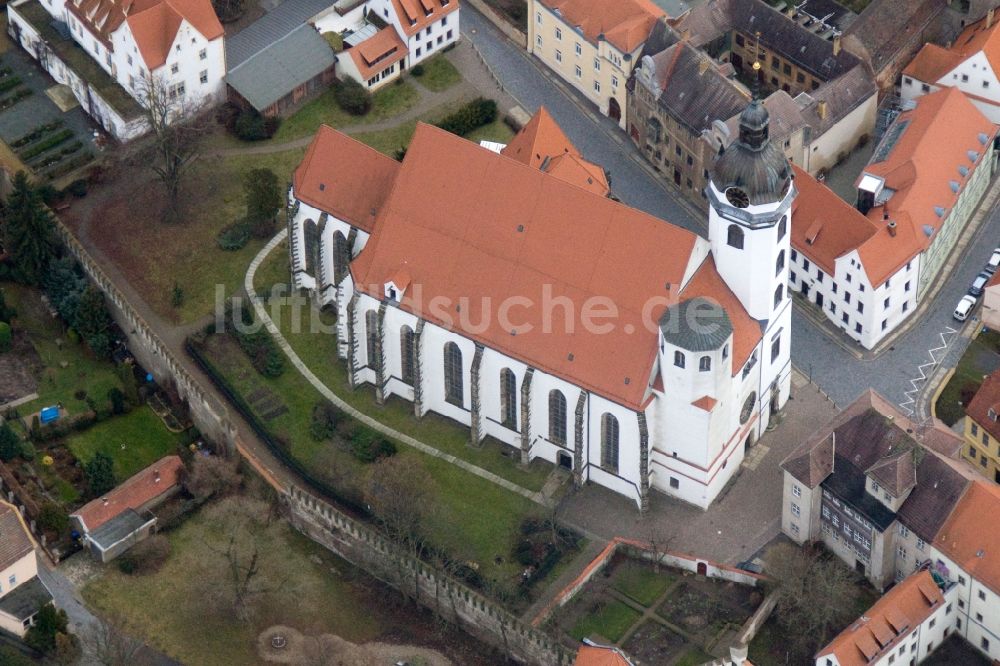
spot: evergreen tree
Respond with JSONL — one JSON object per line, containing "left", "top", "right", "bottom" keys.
{"left": 84, "top": 451, "right": 116, "bottom": 497}
{"left": 2, "top": 172, "right": 56, "bottom": 285}
{"left": 74, "top": 286, "right": 113, "bottom": 359}
{"left": 24, "top": 604, "right": 68, "bottom": 654}
{"left": 42, "top": 256, "right": 87, "bottom": 324}
{"left": 243, "top": 168, "right": 281, "bottom": 238}
{"left": 0, "top": 422, "right": 20, "bottom": 462}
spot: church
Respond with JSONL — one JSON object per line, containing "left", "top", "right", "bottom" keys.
{"left": 286, "top": 101, "right": 794, "bottom": 511}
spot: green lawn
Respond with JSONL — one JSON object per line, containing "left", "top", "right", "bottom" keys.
{"left": 570, "top": 600, "right": 641, "bottom": 643}
{"left": 413, "top": 54, "right": 462, "bottom": 92}
{"left": 64, "top": 405, "right": 187, "bottom": 480}
{"left": 676, "top": 650, "right": 716, "bottom": 666}
{"left": 611, "top": 564, "right": 675, "bottom": 607}
{"left": 1, "top": 283, "right": 124, "bottom": 416}
{"left": 935, "top": 330, "right": 1000, "bottom": 425}
{"left": 82, "top": 497, "right": 390, "bottom": 666}
{"left": 196, "top": 329, "right": 546, "bottom": 584}
{"left": 255, "top": 280, "right": 552, "bottom": 493}
{"left": 271, "top": 81, "right": 420, "bottom": 143}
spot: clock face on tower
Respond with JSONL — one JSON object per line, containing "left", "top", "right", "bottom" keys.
{"left": 725, "top": 187, "right": 750, "bottom": 209}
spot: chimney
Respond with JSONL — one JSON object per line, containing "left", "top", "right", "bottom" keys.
{"left": 102, "top": 497, "right": 109, "bottom": 506}
{"left": 888, "top": 220, "right": 897, "bottom": 237}
{"left": 154, "top": 470, "right": 161, "bottom": 483}
{"left": 817, "top": 100, "right": 828, "bottom": 120}
{"left": 989, "top": 8, "right": 995, "bottom": 29}
{"left": 699, "top": 57, "right": 710, "bottom": 75}
{"left": 833, "top": 35, "right": 841, "bottom": 56}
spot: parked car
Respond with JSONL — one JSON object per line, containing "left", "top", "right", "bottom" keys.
{"left": 970, "top": 271, "right": 992, "bottom": 297}
{"left": 987, "top": 248, "right": 1000, "bottom": 274}
{"left": 955, "top": 295, "right": 977, "bottom": 321}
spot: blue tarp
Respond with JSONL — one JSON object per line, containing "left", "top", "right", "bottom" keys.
{"left": 40, "top": 406, "right": 59, "bottom": 424}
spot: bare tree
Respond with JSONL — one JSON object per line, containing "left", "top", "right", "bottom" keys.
{"left": 643, "top": 527, "right": 675, "bottom": 573}
{"left": 764, "top": 542, "right": 861, "bottom": 660}
{"left": 131, "top": 74, "right": 211, "bottom": 223}
{"left": 182, "top": 454, "right": 241, "bottom": 501}
{"left": 204, "top": 497, "right": 285, "bottom": 623}
{"left": 86, "top": 613, "right": 144, "bottom": 666}
{"left": 365, "top": 457, "right": 435, "bottom": 600}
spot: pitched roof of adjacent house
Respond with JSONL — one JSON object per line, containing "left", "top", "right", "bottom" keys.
{"left": 501, "top": 107, "right": 609, "bottom": 195}
{"left": 349, "top": 123, "right": 731, "bottom": 409}
{"left": 842, "top": 0, "right": 946, "bottom": 74}
{"left": 67, "top": 0, "right": 222, "bottom": 68}
{"left": 860, "top": 88, "right": 997, "bottom": 283}
{"left": 574, "top": 644, "right": 635, "bottom": 666}
{"left": 816, "top": 570, "right": 945, "bottom": 666}
{"left": 642, "top": 40, "right": 749, "bottom": 134}
{"left": 935, "top": 480, "right": 1000, "bottom": 595}
{"left": 225, "top": 24, "right": 336, "bottom": 112}
{"left": 345, "top": 25, "right": 408, "bottom": 81}
{"left": 539, "top": 0, "right": 665, "bottom": 53}
{"left": 790, "top": 166, "right": 880, "bottom": 276}
{"left": 71, "top": 455, "right": 184, "bottom": 533}
{"left": 293, "top": 125, "right": 402, "bottom": 233}
{"left": 966, "top": 369, "right": 1000, "bottom": 444}
{"left": 388, "top": 0, "right": 459, "bottom": 38}
{"left": 677, "top": 0, "right": 862, "bottom": 80}
{"left": 781, "top": 389, "right": 970, "bottom": 540}
{"left": 0, "top": 577, "right": 52, "bottom": 622}
{"left": 904, "top": 12, "right": 1000, "bottom": 83}
{"left": 0, "top": 501, "right": 34, "bottom": 573}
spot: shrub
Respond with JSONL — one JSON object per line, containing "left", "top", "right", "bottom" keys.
{"left": 19, "top": 441, "right": 35, "bottom": 461}
{"left": 216, "top": 221, "right": 251, "bottom": 250}
{"left": 18, "top": 128, "right": 73, "bottom": 160}
{"left": 10, "top": 120, "right": 64, "bottom": 148}
{"left": 350, "top": 427, "right": 397, "bottom": 462}
{"left": 0, "top": 422, "right": 20, "bottom": 461}
{"left": 24, "top": 605, "right": 68, "bottom": 654}
{"left": 0, "top": 321, "right": 11, "bottom": 352}
{"left": 233, "top": 107, "right": 280, "bottom": 141}
{"left": 334, "top": 78, "right": 372, "bottom": 116}
{"left": 435, "top": 97, "right": 498, "bottom": 137}
{"left": 411, "top": 64, "right": 426, "bottom": 77}
{"left": 0, "top": 76, "right": 22, "bottom": 94}
{"left": 65, "top": 179, "right": 87, "bottom": 198}
{"left": 84, "top": 451, "right": 116, "bottom": 497}
{"left": 117, "top": 534, "right": 171, "bottom": 575}
{"left": 310, "top": 401, "right": 340, "bottom": 441}
{"left": 37, "top": 502, "right": 69, "bottom": 535}
{"left": 108, "top": 387, "right": 127, "bottom": 415}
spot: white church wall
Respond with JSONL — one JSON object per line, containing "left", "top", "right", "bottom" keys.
{"left": 419, "top": 321, "right": 476, "bottom": 426}
{"left": 478, "top": 349, "right": 529, "bottom": 445}
{"left": 584, "top": 393, "right": 642, "bottom": 505}
{"left": 379, "top": 304, "right": 421, "bottom": 404}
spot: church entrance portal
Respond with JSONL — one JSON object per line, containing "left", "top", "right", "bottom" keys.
{"left": 608, "top": 97, "right": 622, "bottom": 122}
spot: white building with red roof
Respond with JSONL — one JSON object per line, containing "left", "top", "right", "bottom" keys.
{"left": 8, "top": 0, "right": 225, "bottom": 140}
{"left": 0, "top": 501, "right": 53, "bottom": 638}
{"left": 312, "top": 0, "right": 459, "bottom": 90}
{"left": 286, "top": 102, "right": 792, "bottom": 511}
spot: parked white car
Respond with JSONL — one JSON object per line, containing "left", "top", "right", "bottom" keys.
{"left": 954, "top": 294, "right": 977, "bottom": 321}
{"left": 987, "top": 248, "right": 1000, "bottom": 274}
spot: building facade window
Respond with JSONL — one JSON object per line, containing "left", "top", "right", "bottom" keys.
{"left": 674, "top": 351, "right": 685, "bottom": 368}
{"left": 500, "top": 368, "right": 517, "bottom": 429}
{"left": 699, "top": 355, "right": 711, "bottom": 372}
{"left": 443, "top": 342, "right": 463, "bottom": 405}
{"left": 727, "top": 225, "right": 744, "bottom": 249}
{"left": 549, "top": 390, "right": 567, "bottom": 444}
{"left": 776, "top": 250, "right": 785, "bottom": 276}
{"left": 365, "top": 311, "right": 379, "bottom": 368}
{"left": 774, "top": 285, "right": 783, "bottom": 308}
{"left": 400, "top": 326, "right": 415, "bottom": 384}
{"left": 601, "top": 413, "right": 619, "bottom": 472}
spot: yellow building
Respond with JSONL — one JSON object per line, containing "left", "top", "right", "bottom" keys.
{"left": 526, "top": 0, "right": 665, "bottom": 129}
{"left": 963, "top": 369, "right": 1000, "bottom": 484}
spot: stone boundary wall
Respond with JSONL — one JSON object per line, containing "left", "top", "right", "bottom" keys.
{"left": 533, "top": 537, "right": 769, "bottom": 627}
{"left": 466, "top": 0, "right": 528, "bottom": 48}
{"left": 286, "top": 485, "right": 574, "bottom": 666}
{"left": 52, "top": 221, "right": 236, "bottom": 449}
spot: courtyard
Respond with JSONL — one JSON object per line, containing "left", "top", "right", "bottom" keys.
{"left": 551, "top": 554, "right": 763, "bottom": 665}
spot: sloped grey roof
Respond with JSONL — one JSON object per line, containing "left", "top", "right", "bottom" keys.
{"left": 226, "top": 24, "right": 336, "bottom": 112}
{"left": 225, "top": 0, "right": 335, "bottom": 68}
{"left": 88, "top": 509, "right": 152, "bottom": 551}
{"left": 660, "top": 297, "right": 733, "bottom": 351}
{"left": 0, "top": 577, "right": 52, "bottom": 622}
{"left": 843, "top": 0, "right": 946, "bottom": 73}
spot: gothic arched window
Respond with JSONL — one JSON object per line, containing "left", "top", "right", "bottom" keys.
{"left": 303, "top": 219, "right": 319, "bottom": 276}
{"left": 699, "top": 355, "right": 711, "bottom": 372}
{"left": 727, "top": 224, "right": 744, "bottom": 249}
{"left": 549, "top": 390, "right": 567, "bottom": 445}
{"left": 601, "top": 413, "right": 620, "bottom": 473}
{"left": 777, "top": 215, "right": 787, "bottom": 241}
{"left": 776, "top": 250, "right": 785, "bottom": 276}
{"left": 400, "top": 325, "right": 415, "bottom": 385}
{"left": 444, "top": 342, "right": 463, "bottom": 406}
{"left": 332, "top": 230, "right": 350, "bottom": 285}
{"left": 365, "top": 310, "right": 379, "bottom": 369}
{"left": 674, "top": 351, "right": 685, "bottom": 368}
{"left": 500, "top": 368, "right": 517, "bottom": 430}
{"left": 774, "top": 284, "right": 784, "bottom": 308}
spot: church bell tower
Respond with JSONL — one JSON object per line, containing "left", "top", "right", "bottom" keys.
{"left": 706, "top": 97, "right": 795, "bottom": 322}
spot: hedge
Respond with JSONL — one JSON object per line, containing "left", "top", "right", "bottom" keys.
{"left": 185, "top": 337, "right": 371, "bottom": 517}
{"left": 434, "top": 97, "right": 497, "bottom": 137}
{"left": 0, "top": 76, "right": 22, "bottom": 94}
{"left": 20, "top": 129, "right": 74, "bottom": 161}
{"left": 11, "top": 120, "right": 64, "bottom": 148}
{"left": 334, "top": 78, "right": 372, "bottom": 116}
